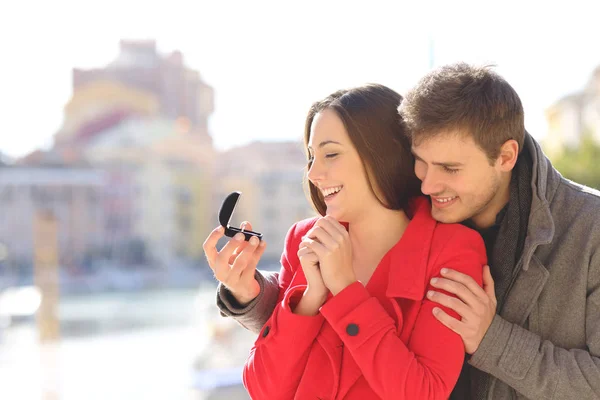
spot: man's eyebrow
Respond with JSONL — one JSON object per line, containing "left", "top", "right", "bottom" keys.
{"left": 433, "top": 161, "right": 464, "bottom": 168}
{"left": 411, "top": 149, "right": 464, "bottom": 167}
{"left": 411, "top": 149, "right": 424, "bottom": 162}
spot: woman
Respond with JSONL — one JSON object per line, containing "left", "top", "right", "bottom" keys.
{"left": 203, "top": 84, "right": 485, "bottom": 399}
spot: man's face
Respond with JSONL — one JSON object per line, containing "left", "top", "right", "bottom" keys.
{"left": 411, "top": 132, "right": 505, "bottom": 227}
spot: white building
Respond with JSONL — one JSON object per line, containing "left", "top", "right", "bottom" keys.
{"left": 84, "top": 116, "right": 214, "bottom": 265}
{"left": 0, "top": 166, "right": 105, "bottom": 272}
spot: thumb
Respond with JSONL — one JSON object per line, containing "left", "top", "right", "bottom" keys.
{"left": 240, "top": 221, "right": 252, "bottom": 231}
{"left": 482, "top": 265, "right": 496, "bottom": 298}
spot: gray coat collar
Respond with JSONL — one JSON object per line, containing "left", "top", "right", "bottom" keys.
{"left": 520, "top": 133, "right": 558, "bottom": 271}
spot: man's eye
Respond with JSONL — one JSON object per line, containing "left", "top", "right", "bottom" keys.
{"left": 325, "top": 153, "right": 338, "bottom": 159}
{"left": 443, "top": 166, "right": 459, "bottom": 174}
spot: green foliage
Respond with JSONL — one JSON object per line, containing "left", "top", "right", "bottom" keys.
{"left": 550, "top": 133, "right": 600, "bottom": 189}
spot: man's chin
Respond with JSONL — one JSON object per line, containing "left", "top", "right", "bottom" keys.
{"left": 430, "top": 207, "right": 464, "bottom": 224}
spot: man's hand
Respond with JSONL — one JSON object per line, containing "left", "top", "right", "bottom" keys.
{"left": 427, "top": 265, "right": 497, "bottom": 354}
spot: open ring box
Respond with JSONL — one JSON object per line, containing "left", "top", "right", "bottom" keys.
{"left": 219, "top": 191, "right": 263, "bottom": 242}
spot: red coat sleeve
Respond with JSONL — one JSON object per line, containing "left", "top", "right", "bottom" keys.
{"left": 243, "top": 220, "right": 324, "bottom": 400}
{"left": 319, "top": 227, "right": 485, "bottom": 399}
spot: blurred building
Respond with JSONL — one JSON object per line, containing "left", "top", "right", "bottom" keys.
{"left": 45, "top": 39, "right": 215, "bottom": 267}
{"left": 0, "top": 158, "right": 104, "bottom": 274}
{"left": 84, "top": 116, "right": 214, "bottom": 265}
{"left": 213, "top": 141, "right": 315, "bottom": 263}
{"left": 55, "top": 39, "right": 213, "bottom": 147}
{"left": 3, "top": 38, "right": 320, "bottom": 276}
{"left": 545, "top": 66, "right": 600, "bottom": 157}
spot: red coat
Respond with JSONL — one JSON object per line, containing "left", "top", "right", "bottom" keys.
{"left": 243, "top": 196, "right": 486, "bottom": 399}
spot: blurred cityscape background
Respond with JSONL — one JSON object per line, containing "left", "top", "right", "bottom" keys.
{"left": 1, "top": 1, "right": 600, "bottom": 399}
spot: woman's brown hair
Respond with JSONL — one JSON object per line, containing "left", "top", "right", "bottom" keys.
{"left": 304, "top": 84, "right": 421, "bottom": 216}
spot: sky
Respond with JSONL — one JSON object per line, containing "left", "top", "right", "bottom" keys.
{"left": 1, "top": 0, "right": 599, "bottom": 159}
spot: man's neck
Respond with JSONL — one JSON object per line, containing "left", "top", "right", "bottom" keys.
{"left": 470, "top": 173, "right": 512, "bottom": 230}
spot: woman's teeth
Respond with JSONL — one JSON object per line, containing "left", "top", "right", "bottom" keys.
{"left": 322, "top": 186, "right": 342, "bottom": 197}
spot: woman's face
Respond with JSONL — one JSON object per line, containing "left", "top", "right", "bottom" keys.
{"left": 307, "top": 108, "right": 380, "bottom": 222}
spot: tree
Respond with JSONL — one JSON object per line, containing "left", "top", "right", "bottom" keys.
{"left": 550, "top": 132, "right": 600, "bottom": 190}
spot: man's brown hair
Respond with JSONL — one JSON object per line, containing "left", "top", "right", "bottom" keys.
{"left": 399, "top": 63, "right": 525, "bottom": 163}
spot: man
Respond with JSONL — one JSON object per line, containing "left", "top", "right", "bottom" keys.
{"left": 209, "top": 63, "right": 600, "bottom": 399}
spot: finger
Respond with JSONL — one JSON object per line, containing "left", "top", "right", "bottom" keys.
{"left": 440, "top": 268, "right": 486, "bottom": 295}
{"left": 322, "top": 215, "right": 348, "bottom": 236}
{"left": 314, "top": 217, "right": 346, "bottom": 241}
{"left": 228, "top": 240, "right": 249, "bottom": 265}
{"left": 298, "top": 246, "right": 314, "bottom": 257}
{"left": 247, "top": 240, "right": 267, "bottom": 271}
{"left": 427, "top": 290, "right": 474, "bottom": 321}
{"left": 430, "top": 277, "right": 479, "bottom": 307}
{"left": 231, "top": 221, "right": 252, "bottom": 262}
{"left": 482, "top": 265, "right": 496, "bottom": 299}
{"left": 304, "top": 226, "right": 338, "bottom": 250}
{"left": 432, "top": 307, "right": 466, "bottom": 336}
{"left": 203, "top": 226, "right": 225, "bottom": 267}
{"left": 230, "top": 235, "right": 261, "bottom": 274}
{"left": 298, "top": 246, "right": 319, "bottom": 263}
{"left": 298, "top": 246, "right": 319, "bottom": 259}
{"left": 240, "top": 240, "right": 266, "bottom": 280}
{"left": 299, "top": 239, "right": 319, "bottom": 251}
{"left": 302, "top": 238, "right": 328, "bottom": 259}
{"left": 216, "top": 232, "right": 246, "bottom": 270}
{"left": 229, "top": 221, "right": 253, "bottom": 262}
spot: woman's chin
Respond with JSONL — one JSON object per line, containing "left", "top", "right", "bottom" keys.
{"left": 325, "top": 207, "right": 344, "bottom": 221}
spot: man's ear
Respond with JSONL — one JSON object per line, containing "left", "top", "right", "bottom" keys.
{"left": 497, "top": 139, "right": 519, "bottom": 171}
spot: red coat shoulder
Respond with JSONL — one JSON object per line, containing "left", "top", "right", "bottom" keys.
{"left": 430, "top": 222, "right": 487, "bottom": 286}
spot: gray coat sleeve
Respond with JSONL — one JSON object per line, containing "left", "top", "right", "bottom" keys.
{"left": 469, "top": 278, "right": 600, "bottom": 399}
{"left": 215, "top": 270, "right": 280, "bottom": 334}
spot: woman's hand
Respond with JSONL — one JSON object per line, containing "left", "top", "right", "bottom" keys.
{"left": 302, "top": 216, "right": 356, "bottom": 295}
{"left": 203, "top": 221, "right": 266, "bottom": 305}
{"left": 293, "top": 241, "right": 328, "bottom": 316}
